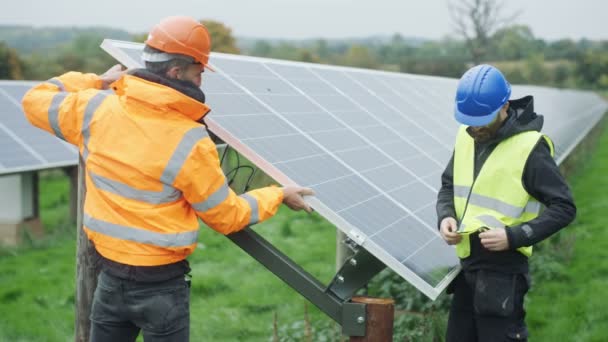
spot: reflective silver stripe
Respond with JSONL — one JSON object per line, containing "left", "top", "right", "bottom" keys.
{"left": 192, "top": 183, "right": 230, "bottom": 212}
{"left": 475, "top": 215, "right": 506, "bottom": 229}
{"left": 89, "top": 171, "right": 181, "bottom": 204}
{"left": 240, "top": 193, "right": 259, "bottom": 226}
{"left": 46, "top": 78, "right": 65, "bottom": 91}
{"left": 160, "top": 127, "right": 209, "bottom": 185}
{"left": 524, "top": 201, "right": 542, "bottom": 214}
{"left": 468, "top": 192, "right": 524, "bottom": 218}
{"left": 48, "top": 92, "right": 68, "bottom": 141}
{"left": 82, "top": 91, "right": 111, "bottom": 161}
{"left": 453, "top": 185, "right": 470, "bottom": 198}
{"left": 84, "top": 214, "right": 198, "bottom": 247}
{"left": 456, "top": 185, "right": 541, "bottom": 218}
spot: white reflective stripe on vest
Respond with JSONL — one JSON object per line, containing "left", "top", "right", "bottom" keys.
{"left": 192, "top": 182, "right": 230, "bottom": 212}
{"left": 82, "top": 91, "right": 111, "bottom": 161}
{"left": 454, "top": 185, "right": 542, "bottom": 218}
{"left": 48, "top": 92, "right": 68, "bottom": 141}
{"left": 46, "top": 78, "right": 66, "bottom": 91}
{"left": 476, "top": 215, "right": 506, "bottom": 229}
{"left": 89, "top": 171, "right": 181, "bottom": 204}
{"left": 86, "top": 126, "right": 209, "bottom": 205}
{"left": 240, "top": 193, "right": 259, "bottom": 226}
{"left": 84, "top": 214, "right": 199, "bottom": 247}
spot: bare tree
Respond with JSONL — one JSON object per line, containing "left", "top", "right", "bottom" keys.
{"left": 448, "top": 0, "right": 521, "bottom": 64}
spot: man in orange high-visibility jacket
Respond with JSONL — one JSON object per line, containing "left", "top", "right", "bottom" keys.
{"left": 22, "top": 16, "right": 313, "bottom": 342}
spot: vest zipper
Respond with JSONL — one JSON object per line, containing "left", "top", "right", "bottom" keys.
{"left": 457, "top": 143, "right": 489, "bottom": 233}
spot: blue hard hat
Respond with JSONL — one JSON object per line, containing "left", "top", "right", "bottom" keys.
{"left": 454, "top": 64, "right": 511, "bottom": 126}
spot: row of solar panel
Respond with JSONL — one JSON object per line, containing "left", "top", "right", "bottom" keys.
{"left": 1, "top": 40, "right": 606, "bottom": 299}
{"left": 103, "top": 40, "right": 607, "bottom": 298}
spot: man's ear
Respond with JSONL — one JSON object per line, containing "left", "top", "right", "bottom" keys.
{"left": 165, "top": 66, "right": 180, "bottom": 79}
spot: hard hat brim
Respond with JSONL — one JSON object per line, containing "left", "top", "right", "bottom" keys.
{"left": 454, "top": 105, "right": 501, "bottom": 127}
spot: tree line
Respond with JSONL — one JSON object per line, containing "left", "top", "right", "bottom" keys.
{"left": 1, "top": 20, "right": 607, "bottom": 91}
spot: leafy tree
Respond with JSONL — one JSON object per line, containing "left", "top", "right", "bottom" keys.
{"left": 525, "top": 53, "right": 549, "bottom": 85}
{"left": 341, "top": 45, "right": 377, "bottom": 69}
{"left": 490, "top": 25, "right": 539, "bottom": 60}
{"left": 312, "top": 39, "right": 330, "bottom": 60}
{"left": 201, "top": 20, "right": 240, "bottom": 54}
{"left": 250, "top": 40, "right": 273, "bottom": 57}
{"left": 131, "top": 33, "right": 148, "bottom": 43}
{"left": 0, "top": 41, "right": 24, "bottom": 79}
{"left": 545, "top": 39, "right": 580, "bottom": 60}
{"left": 575, "top": 50, "right": 608, "bottom": 89}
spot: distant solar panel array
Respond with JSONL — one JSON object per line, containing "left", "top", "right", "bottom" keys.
{"left": 0, "top": 81, "right": 77, "bottom": 176}
{"left": 101, "top": 39, "right": 608, "bottom": 299}
{"left": 1, "top": 41, "right": 605, "bottom": 299}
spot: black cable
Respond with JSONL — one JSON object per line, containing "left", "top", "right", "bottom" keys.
{"left": 244, "top": 168, "right": 258, "bottom": 192}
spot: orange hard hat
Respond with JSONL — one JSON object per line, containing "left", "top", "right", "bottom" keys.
{"left": 145, "top": 16, "right": 214, "bottom": 71}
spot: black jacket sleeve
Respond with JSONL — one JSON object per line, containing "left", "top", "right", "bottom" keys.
{"left": 506, "top": 139, "right": 577, "bottom": 249}
{"left": 436, "top": 152, "right": 457, "bottom": 229}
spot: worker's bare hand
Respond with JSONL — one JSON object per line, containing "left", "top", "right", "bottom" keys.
{"left": 440, "top": 217, "right": 462, "bottom": 245}
{"left": 100, "top": 64, "right": 127, "bottom": 89}
{"left": 479, "top": 227, "right": 509, "bottom": 251}
{"left": 282, "top": 186, "right": 314, "bottom": 213}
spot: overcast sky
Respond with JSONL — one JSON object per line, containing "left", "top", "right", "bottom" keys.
{"left": 1, "top": 0, "right": 606, "bottom": 41}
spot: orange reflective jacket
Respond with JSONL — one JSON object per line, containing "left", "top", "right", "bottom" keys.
{"left": 22, "top": 72, "right": 283, "bottom": 266}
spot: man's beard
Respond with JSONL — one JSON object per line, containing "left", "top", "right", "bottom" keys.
{"left": 468, "top": 114, "right": 504, "bottom": 143}
{"left": 469, "top": 128, "right": 494, "bottom": 143}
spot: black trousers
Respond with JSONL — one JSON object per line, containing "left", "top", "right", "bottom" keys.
{"left": 446, "top": 270, "right": 530, "bottom": 342}
{"left": 90, "top": 271, "right": 190, "bottom": 342}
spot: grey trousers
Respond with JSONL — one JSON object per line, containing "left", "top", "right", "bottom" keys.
{"left": 89, "top": 271, "right": 190, "bottom": 342}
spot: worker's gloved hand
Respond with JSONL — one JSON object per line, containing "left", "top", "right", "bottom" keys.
{"left": 282, "top": 186, "right": 314, "bottom": 213}
{"left": 479, "top": 227, "right": 509, "bottom": 251}
{"left": 100, "top": 64, "right": 127, "bottom": 89}
{"left": 439, "top": 217, "right": 462, "bottom": 245}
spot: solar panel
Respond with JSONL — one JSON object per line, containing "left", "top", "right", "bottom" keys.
{"left": 102, "top": 39, "right": 607, "bottom": 299}
{"left": 0, "top": 81, "right": 78, "bottom": 175}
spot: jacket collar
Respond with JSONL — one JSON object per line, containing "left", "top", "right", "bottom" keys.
{"left": 112, "top": 69, "right": 211, "bottom": 122}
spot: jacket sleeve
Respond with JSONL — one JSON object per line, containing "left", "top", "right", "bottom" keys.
{"left": 436, "top": 152, "right": 457, "bottom": 229}
{"left": 21, "top": 72, "right": 104, "bottom": 147}
{"left": 506, "top": 139, "right": 577, "bottom": 249}
{"left": 175, "top": 134, "right": 284, "bottom": 235}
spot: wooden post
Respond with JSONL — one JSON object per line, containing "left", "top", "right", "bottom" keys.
{"left": 349, "top": 296, "right": 394, "bottom": 342}
{"left": 74, "top": 158, "right": 99, "bottom": 342}
{"left": 67, "top": 166, "right": 79, "bottom": 223}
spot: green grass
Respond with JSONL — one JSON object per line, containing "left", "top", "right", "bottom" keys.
{"left": 526, "top": 124, "right": 608, "bottom": 341}
{"left": 0, "top": 194, "right": 337, "bottom": 341}
{"left": 3, "top": 123, "right": 608, "bottom": 341}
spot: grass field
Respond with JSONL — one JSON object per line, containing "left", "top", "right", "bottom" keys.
{"left": 0, "top": 187, "right": 338, "bottom": 341}
{"left": 526, "top": 123, "right": 608, "bottom": 341}
{"left": 1, "top": 124, "right": 608, "bottom": 341}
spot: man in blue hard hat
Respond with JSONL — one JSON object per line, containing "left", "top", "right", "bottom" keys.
{"left": 436, "top": 64, "right": 576, "bottom": 341}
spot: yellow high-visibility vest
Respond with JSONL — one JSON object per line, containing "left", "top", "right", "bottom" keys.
{"left": 453, "top": 126, "right": 554, "bottom": 258}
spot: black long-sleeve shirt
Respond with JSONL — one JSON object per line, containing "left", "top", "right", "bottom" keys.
{"left": 436, "top": 96, "right": 577, "bottom": 273}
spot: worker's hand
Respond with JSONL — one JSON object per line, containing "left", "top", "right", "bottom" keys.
{"left": 439, "top": 217, "right": 462, "bottom": 245}
{"left": 282, "top": 186, "right": 314, "bottom": 213}
{"left": 479, "top": 227, "right": 509, "bottom": 251}
{"left": 100, "top": 64, "right": 127, "bottom": 89}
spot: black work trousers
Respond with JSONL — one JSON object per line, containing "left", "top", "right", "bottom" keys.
{"left": 446, "top": 270, "right": 530, "bottom": 342}
{"left": 89, "top": 271, "right": 190, "bottom": 342}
